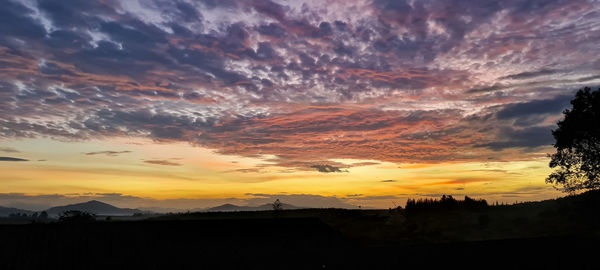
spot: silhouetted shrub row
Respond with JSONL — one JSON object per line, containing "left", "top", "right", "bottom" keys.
{"left": 7, "top": 211, "right": 49, "bottom": 219}
{"left": 405, "top": 195, "right": 488, "bottom": 212}
{"left": 5, "top": 211, "right": 50, "bottom": 223}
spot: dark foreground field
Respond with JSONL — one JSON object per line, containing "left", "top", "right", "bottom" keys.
{"left": 2, "top": 191, "right": 600, "bottom": 269}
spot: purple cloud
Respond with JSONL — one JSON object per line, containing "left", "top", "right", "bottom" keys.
{"left": 0, "top": 0, "right": 598, "bottom": 167}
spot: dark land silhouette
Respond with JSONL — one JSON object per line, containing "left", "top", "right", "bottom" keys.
{"left": 1, "top": 191, "right": 599, "bottom": 269}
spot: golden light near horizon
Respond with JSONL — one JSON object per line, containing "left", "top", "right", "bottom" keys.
{"left": 0, "top": 137, "right": 561, "bottom": 209}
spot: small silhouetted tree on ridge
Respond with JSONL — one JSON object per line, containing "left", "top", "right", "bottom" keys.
{"left": 272, "top": 199, "right": 282, "bottom": 211}
{"left": 547, "top": 87, "right": 600, "bottom": 193}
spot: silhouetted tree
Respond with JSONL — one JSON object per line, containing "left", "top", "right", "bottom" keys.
{"left": 547, "top": 87, "right": 600, "bottom": 192}
{"left": 39, "top": 211, "right": 48, "bottom": 220}
{"left": 463, "top": 196, "right": 488, "bottom": 208}
{"left": 272, "top": 199, "right": 283, "bottom": 211}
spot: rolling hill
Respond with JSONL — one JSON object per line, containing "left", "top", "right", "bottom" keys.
{"left": 206, "top": 203, "right": 301, "bottom": 212}
{"left": 45, "top": 200, "right": 142, "bottom": 217}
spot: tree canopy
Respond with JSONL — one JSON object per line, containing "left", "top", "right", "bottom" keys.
{"left": 547, "top": 87, "right": 600, "bottom": 192}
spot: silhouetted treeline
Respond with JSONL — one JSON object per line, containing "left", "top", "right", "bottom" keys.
{"left": 4, "top": 211, "right": 50, "bottom": 223}
{"left": 405, "top": 195, "right": 488, "bottom": 213}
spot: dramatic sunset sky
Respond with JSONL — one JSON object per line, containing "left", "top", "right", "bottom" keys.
{"left": 1, "top": 0, "right": 599, "bottom": 211}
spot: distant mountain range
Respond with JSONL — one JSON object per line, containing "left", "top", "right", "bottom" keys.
{"left": 45, "top": 200, "right": 142, "bottom": 217}
{"left": 0, "top": 201, "right": 142, "bottom": 217}
{"left": 206, "top": 203, "right": 300, "bottom": 212}
{"left": 0, "top": 200, "right": 303, "bottom": 217}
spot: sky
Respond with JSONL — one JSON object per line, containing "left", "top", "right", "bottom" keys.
{"left": 1, "top": 0, "right": 599, "bottom": 211}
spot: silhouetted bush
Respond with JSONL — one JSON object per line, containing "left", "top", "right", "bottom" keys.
{"left": 59, "top": 210, "right": 96, "bottom": 223}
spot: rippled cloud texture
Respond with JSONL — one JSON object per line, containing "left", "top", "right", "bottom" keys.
{"left": 1, "top": 0, "right": 599, "bottom": 173}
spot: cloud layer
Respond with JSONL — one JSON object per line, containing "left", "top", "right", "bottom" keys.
{"left": 1, "top": 0, "right": 599, "bottom": 171}
{"left": 0, "top": 157, "right": 28, "bottom": 162}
